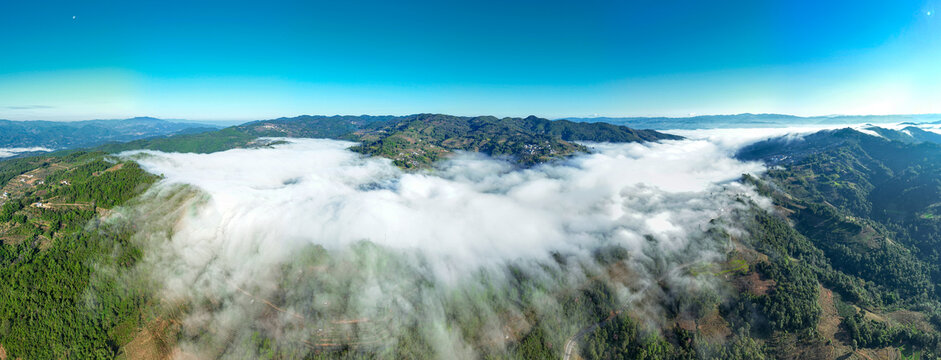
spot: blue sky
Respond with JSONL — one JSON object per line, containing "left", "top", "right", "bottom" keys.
{"left": 0, "top": 0, "right": 939, "bottom": 120}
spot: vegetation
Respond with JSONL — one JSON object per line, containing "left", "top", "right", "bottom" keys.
{"left": 0, "top": 152, "right": 157, "bottom": 359}
{"left": 581, "top": 315, "right": 674, "bottom": 360}
{"left": 738, "top": 128, "right": 941, "bottom": 357}
{"left": 96, "top": 126, "right": 257, "bottom": 154}
{"left": 344, "top": 114, "right": 680, "bottom": 167}
{"left": 843, "top": 309, "right": 940, "bottom": 351}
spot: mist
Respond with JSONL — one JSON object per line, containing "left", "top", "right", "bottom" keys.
{"left": 114, "top": 135, "right": 771, "bottom": 358}
{"left": 0, "top": 147, "right": 53, "bottom": 158}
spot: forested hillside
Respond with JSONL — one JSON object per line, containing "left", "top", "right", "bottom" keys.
{"left": 342, "top": 114, "right": 679, "bottom": 167}
{"left": 0, "top": 152, "right": 158, "bottom": 359}
{"left": 735, "top": 128, "right": 941, "bottom": 358}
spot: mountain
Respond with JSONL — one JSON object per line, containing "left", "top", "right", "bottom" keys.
{"left": 564, "top": 113, "right": 941, "bottom": 130}
{"left": 243, "top": 114, "right": 680, "bottom": 167}
{"left": 738, "top": 128, "right": 941, "bottom": 254}
{"left": 103, "top": 114, "right": 681, "bottom": 168}
{"left": 740, "top": 127, "right": 941, "bottom": 285}
{"left": 0, "top": 117, "right": 219, "bottom": 153}
{"left": 731, "top": 128, "right": 941, "bottom": 357}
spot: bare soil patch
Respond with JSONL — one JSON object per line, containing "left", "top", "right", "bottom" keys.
{"left": 121, "top": 318, "right": 180, "bottom": 360}
{"left": 738, "top": 271, "right": 775, "bottom": 296}
{"left": 696, "top": 308, "right": 731, "bottom": 342}
{"left": 817, "top": 286, "right": 841, "bottom": 340}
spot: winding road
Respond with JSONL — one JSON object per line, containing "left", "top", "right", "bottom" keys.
{"left": 562, "top": 311, "right": 620, "bottom": 360}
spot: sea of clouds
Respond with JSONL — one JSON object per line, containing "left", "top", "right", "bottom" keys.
{"left": 110, "top": 128, "right": 832, "bottom": 358}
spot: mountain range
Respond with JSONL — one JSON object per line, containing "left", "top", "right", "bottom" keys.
{"left": 98, "top": 114, "right": 681, "bottom": 167}
{"left": 0, "top": 117, "right": 218, "bottom": 151}
{"left": 564, "top": 113, "right": 941, "bottom": 130}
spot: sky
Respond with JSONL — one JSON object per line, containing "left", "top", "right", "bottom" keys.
{"left": 0, "top": 0, "right": 939, "bottom": 121}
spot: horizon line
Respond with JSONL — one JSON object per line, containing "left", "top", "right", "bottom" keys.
{"left": 2, "top": 111, "right": 941, "bottom": 123}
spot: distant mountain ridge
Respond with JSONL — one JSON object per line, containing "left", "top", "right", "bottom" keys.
{"left": 100, "top": 113, "right": 681, "bottom": 168}
{"left": 737, "top": 126, "right": 941, "bottom": 167}
{"left": 0, "top": 117, "right": 219, "bottom": 151}
{"left": 563, "top": 113, "right": 941, "bottom": 130}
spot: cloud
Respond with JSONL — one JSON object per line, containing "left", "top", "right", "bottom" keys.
{"left": 2, "top": 105, "right": 55, "bottom": 110}
{"left": 0, "top": 147, "right": 54, "bottom": 158}
{"left": 115, "top": 136, "right": 769, "bottom": 358}
{"left": 663, "top": 125, "right": 861, "bottom": 153}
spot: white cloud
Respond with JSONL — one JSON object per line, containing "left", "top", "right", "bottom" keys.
{"left": 0, "top": 147, "right": 53, "bottom": 158}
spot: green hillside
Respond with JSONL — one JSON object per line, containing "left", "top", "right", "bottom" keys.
{"left": 0, "top": 152, "right": 157, "bottom": 359}
{"left": 736, "top": 128, "right": 941, "bottom": 357}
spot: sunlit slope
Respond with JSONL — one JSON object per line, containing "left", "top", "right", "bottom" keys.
{"left": 739, "top": 127, "right": 941, "bottom": 358}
